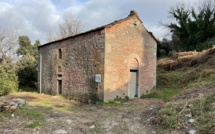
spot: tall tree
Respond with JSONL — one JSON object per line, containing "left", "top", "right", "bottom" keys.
{"left": 16, "top": 54, "right": 37, "bottom": 88}
{"left": 167, "top": 5, "right": 191, "bottom": 51}
{"left": 16, "top": 36, "right": 40, "bottom": 89}
{"left": 191, "top": 1, "right": 215, "bottom": 50}
{"left": 17, "top": 36, "right": 32, "bottom": 56}
{"left": 48, "top": 12, "right": 84, "bottom": 42}
{"left": 32, "top": 40, "right": 40, "bottom": 60}
{"left": 166, "top": 0, "right": 215, "bottom": 51}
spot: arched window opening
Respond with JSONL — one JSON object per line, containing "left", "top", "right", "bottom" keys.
{"left": 58, "top": 49, "right": 62, "bottom": 59}
{"left": 58, "top": 66, "right": 62, "bottom": 72}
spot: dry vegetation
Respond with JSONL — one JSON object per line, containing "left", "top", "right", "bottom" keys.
{"left": 148, "top": 46, "right": 215, "bottom": 133}
{"left": 158, "top": 46, "right": 215, "bottom": 71}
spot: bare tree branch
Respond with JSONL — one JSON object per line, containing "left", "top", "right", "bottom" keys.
{"left": 47, "top": 12, "right": 84, "bottom": 42}
{"left": 0, "top": 28, "right": 19, "bottom": 63}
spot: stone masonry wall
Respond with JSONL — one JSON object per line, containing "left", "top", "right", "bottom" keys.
{"left": 39, "top": 30, "right": 105, "bottom": 101}
{"left": 104, "top": 15, "right": 157, "bottom": 102}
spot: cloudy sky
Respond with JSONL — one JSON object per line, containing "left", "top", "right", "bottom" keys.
{"left": 0, "top": 0, "right": 197, "bottom": 44}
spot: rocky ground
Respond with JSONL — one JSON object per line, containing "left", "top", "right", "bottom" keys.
{"left": 0, "top": 92, "right": 168, "bottom": 134}
{"left": 3, "top": 85, "right": 213, "bottom": 134}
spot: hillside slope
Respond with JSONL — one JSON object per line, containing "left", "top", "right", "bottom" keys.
{"left": 150, "top": 47, "right": 215, "bottom": 134}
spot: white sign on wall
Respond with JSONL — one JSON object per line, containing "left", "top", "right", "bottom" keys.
{"left": 95, "top": 74, "right": 101, "bottom": 82}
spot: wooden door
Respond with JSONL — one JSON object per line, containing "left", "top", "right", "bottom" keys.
{"left": 129, "top": 70, "right": 138, "bottom": 98}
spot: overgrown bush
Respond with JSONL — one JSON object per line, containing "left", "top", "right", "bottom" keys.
{"left": 0, "top": 63, "right": 18, "bottom": 95}
{"left": 16, "top": 54, "right": 37, "bottom": 89}
{"left": 157, "top": 38, "right": 174, "bottom": 58}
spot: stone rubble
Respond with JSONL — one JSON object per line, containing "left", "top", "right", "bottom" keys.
{"left": 188, "top": 119, "right": 195, "bottom": 123}
{"left": 0, "top": 98, "right": 26, "bottom": 112}
{"left": 89, "top": 125, "right": 95, "bottom": 129}
{"left": 188, "top": 129, "right": 196, "bottom": 134}
{"left": 52, "top": 129, "right": 68, "bottom": 134}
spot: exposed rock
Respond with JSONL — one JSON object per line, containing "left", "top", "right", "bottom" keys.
{"left": 188, "top": 104, "right": 194, "bottom": 108}
{"left": 3, "top": 105, "right": 10, "bottom": 111}
{"left": 0, "top": 98, "right": 26, "bottom": 112}
{"left": 185, "top": 113, "right": 192, "bottom": 118}
{"left": 46, "top": 118, "right": 55, "bottom": 122}
{"left": 10, "top": 103, "right": 18, "bottom": 110}
{"left": 3, "top": 102, "right": 10, "bottom": 106}
{"left": 188, "top": 129, "right": 196, "bottom": 134}
{"left": 12, "top": 98, "right": 26, "bottom": 106}
{"left": 66, "top": 119, "right": 72, "bottom": 124}
{"left": 89, "top": 125, "right": 95, "bottom": 129}
{"left": 151, "top": 131, "right": 156, "bottom": 134}
{"left": 52, "top": 129, "right": 68, "bottom": 134}
{"left": 188, "top": 119, "right": 195, "bottom": 123}
{"left": 10, "top": 101, "right": 16, "bottom": 106}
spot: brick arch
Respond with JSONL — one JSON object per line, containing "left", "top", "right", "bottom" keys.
{"left": 128, "top": 54, "right": 141, "bottom": 70}
{"left": 129, "top": 58, "right": 139, "bottom": 69}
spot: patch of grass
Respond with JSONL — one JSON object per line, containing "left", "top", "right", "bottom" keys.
{"left": 0, "top": 112, "right": 12, "bottom": 121}
{"left": 102, "top": 96, "right": 129, "bottom": 106}
{"left": 17, "top": 105, "right": 44, "bottom": 128}
{"left": 143, "top": 66, "right": 215, "bottom": 101}
{"left": 40, "top": 100, "right": 53, "bottom": 107}
{"left": 19, "top": 107, "right": 43, "bottom": 120}
{"left": 53, "top": 105, "right": 76, "bottom": 113}
{"left": 90, "top": 120, "right": 105, "bottom": 133}
{"left": 27, "top": 121, "right": 40, "bottom": 128}
{"left": 141, "top": 88, "right": 181, "bottom": 100}
{"left": 153, "top": 94, "right": 215, "bottom": 133}
{"left": 113, "top": 96, "right": 129, "bottom": 103}
{"left": 152, "top": 49, "right": 215, "bottom": 132}
{"left": 103, "top": 101, "right": 124, "bottom": 106}
{"left": 19, "top": 87, "right": 38, "bottom": 92}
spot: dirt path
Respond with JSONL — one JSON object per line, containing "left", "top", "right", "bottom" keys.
{"left": 0, "top": 93, "right": 164, "bottom": 134}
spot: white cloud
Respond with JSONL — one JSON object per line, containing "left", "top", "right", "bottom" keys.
{"left": 0, "top": 0, "right": 60, "bottom": 43}
{"left": 0, "top": 0, "right": 202, "bottom": 44}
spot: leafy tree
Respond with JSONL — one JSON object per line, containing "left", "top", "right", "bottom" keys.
{"left": 16, "top": 36, "right": 40, "bottom": 89}
{"left": 16, "top": 54, "right": 37, "bottom": 88}
{"left": 32, "top": 40, "right": 40, "bottom": 60}
{"left": 0, "top": 28, "right": 19, "bottom": 95}
{"left": 0, "top": 63, "right": 18, "bottom": 95}
{"left": 166, "top": 0, "right": 215, "bottom": 51}
{"left": 157, "top": 38, "right": 174, "bottom": 58}
{"left": 17, "top": 36, "right": 33, "bottom": 56}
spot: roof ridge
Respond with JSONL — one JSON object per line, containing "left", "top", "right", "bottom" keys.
{"left": 39, "top": 10, "right": 143, "bottom": 47}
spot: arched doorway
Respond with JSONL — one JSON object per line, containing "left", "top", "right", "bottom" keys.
{"left": 129, "top": 58, "right": 139, "bottom": 98}
{"left": 57, "top": 66, "right": 63, "bottom": 95}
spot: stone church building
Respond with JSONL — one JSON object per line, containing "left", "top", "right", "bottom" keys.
{"left": 38, "top": 11, "right": 157, "bottom": 102}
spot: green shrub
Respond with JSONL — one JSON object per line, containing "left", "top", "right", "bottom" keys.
{"left": 0, "top": 63, "right": 18, "bottom": 95}
{"left": 0, "top": 79, "right": 18, "bottom": 95}
{"left": 16, "top": 54, "right": 37, "bottom": 88}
